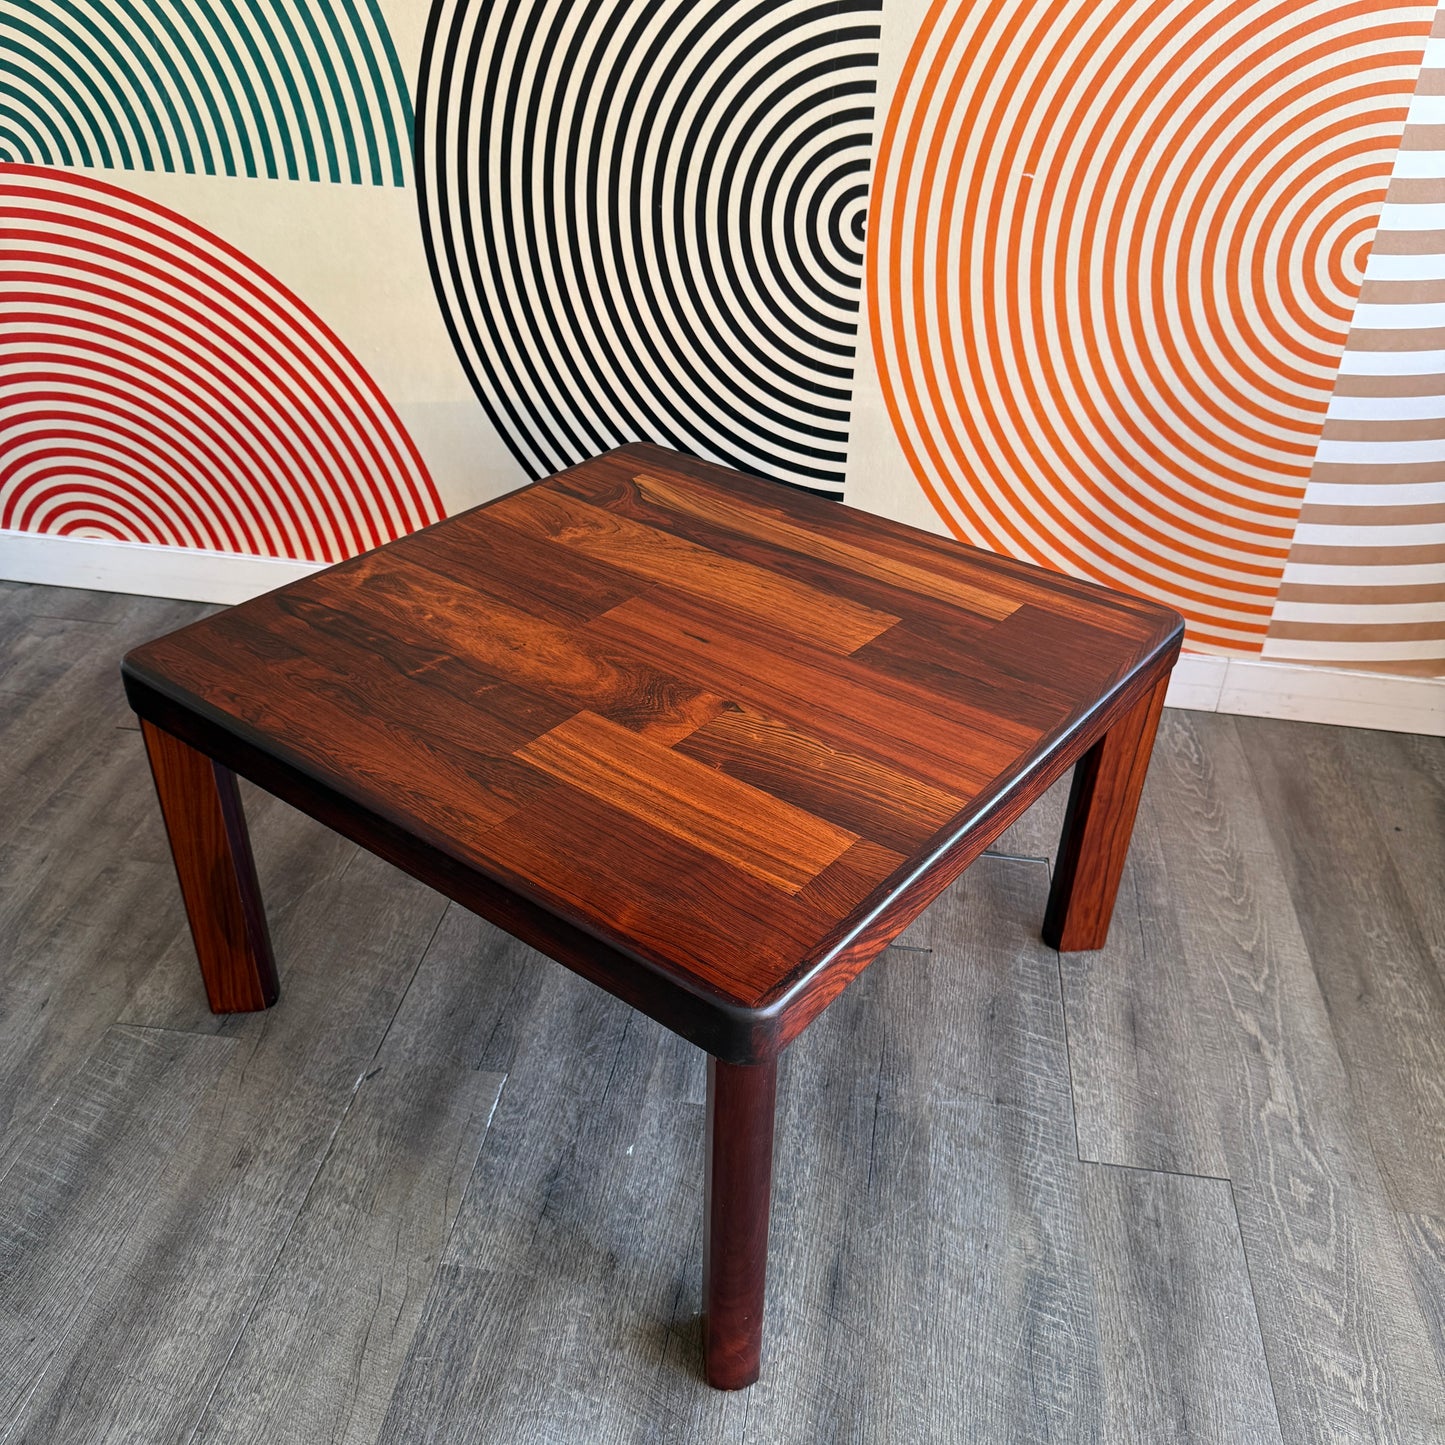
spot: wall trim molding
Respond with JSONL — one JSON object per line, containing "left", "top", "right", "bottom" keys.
{"left": 1165, "top": 653, "right": 1443, "bottom": 736}
{"left": 0, "top": 530, "right": 324, "bottom": 606}
{"left": 2, "top": 531, "right": 1441, "bottom": 736}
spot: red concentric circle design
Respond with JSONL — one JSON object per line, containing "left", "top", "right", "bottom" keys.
{"left": 1, "top": 164, "right": 442, "bottom": 560}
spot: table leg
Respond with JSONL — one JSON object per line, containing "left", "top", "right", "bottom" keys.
{"left": 141, "top": 720, "right": 278, "bottom": 1012}
{"left": 704, "top": 1055, "right": 778, "bottom": 1389}
{"left": 1043, "top": 671, "right": 1169, "bottom": 952}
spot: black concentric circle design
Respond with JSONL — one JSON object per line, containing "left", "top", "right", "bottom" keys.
{"left": 417, "top": 0, "right": 883, "bottom": 493}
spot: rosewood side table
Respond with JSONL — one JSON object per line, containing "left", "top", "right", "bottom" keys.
{"left": 122, "top": 443, "right": 1182, "bottom": 1389}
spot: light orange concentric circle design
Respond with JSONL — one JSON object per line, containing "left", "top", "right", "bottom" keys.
{"left": 867, "top": 0, "right": 1432, "bottom": 651}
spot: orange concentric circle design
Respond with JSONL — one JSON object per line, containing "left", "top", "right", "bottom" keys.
{"left": 867, "top": 0, "right": 1432, "bottom": 651}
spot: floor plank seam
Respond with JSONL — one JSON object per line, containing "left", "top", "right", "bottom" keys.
{"left": 1061, "top": 856, "right": 1156, "bottom": 1172}
{"left": 864, "top": 1040, "right": 887, "bottom": 1193}
{"left": 474, "top": 953, "right": 533, "bottom": 1065}
{"left": 112, "top": 1020, "right": 234, "bottom": 1041}
{"left": 1053, "top": 938, "right": 1088, "bottom": 1169}
{"left": 1077, "top": 1156, "right": 1232, "bottom": 1185}
{"left": 1225, "top": 1176, "right": 1292, "bottom": 1444}
{"left": 333, "top": 840, "right": 368, "bottom": 883}
{"left": 0, "top": 1343, "right": 60, "bottom": 1445}
{"left": 528, "top": 1012, "right": 636, "bottom": 1253}
{"left": 361, "top": 899, "right": 454, "bottom": 1069}
{"left": 656, "top": 1241, "right": 697, "bottom": 1389}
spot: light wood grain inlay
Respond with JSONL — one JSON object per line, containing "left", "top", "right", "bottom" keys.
{"left": 517, "top": 711, "right": 858, "bottom": 895}
{"left": 494, "top": 485, "right": 900, "bottom": 653}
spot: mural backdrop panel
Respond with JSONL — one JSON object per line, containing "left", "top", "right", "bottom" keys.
{"left": 1, "top": 0, "right": 1441, "bottom": 678}
{"left": 0, "top": 0, "right": 413, "bottom": 184}
{"left": 1, "top": 164, "right": 441, "bottom": 557}
{"left": 861, "top": 0, "right": 1434, "bottom": 654}
{"left": 417, "top": 0, "right": 883, "bottom": 493}
{"left": 1264, "top": 9, "right": 1445, "bottom": 676}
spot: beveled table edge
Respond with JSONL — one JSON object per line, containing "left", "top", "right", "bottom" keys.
{"left": 122, "top": 663, "right": 780, "bottom": 1059}
{"left": 123, "top": 619, "right": 1181, "bottom": 1063}
{"left": 753, "top": 629, "right": 1183, "bottom": 1048}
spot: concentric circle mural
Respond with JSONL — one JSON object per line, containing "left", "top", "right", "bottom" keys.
{"left": 867, "top": 0, "right": 1433, "bottom": 651}
{"left": 417, "top": 0, "right": 883, "bottom": 493}
{"left": 0, "top": 0, "right": 1440, "bottom": 680}
{"left": 0, "top": 165, "right": 443, "bottom": 559}
{"left": 0, "top": 0, "right": 413, "bottom": 185}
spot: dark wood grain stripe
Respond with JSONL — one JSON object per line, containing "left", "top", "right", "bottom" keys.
{"left": 492, "top": 485, "right": 900, "bottom": 653}
{"left": 793, "top": 838, "right": 909, "bottom": 919}
{"left": 312, "top": 560, "right": 727, "bottom": 746}
{"left": 396, "top": 512, "right": 637, "bottom": 626}
{"left": 629, "top": 470, "right": 1020, "bottom": 620}
{"left": 553, "top": 463, "right": 1010, "bottom": 641}
{"left": 474, "top": 783, "right": 828, "bottom": 1002}
{"left": 675, "top": 702, "right": 964, "bottom": 854}
{"left": 601, "top": 444, "right": 1173, "bottom": 629}
{"left": 155, "top": 603, "right": 548, "bottom": 842}
{"left": 592, "top": 587, "right": 1036, "bottom": 770}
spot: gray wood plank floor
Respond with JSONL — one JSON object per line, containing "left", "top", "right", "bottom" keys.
{"left": 0, "top": 580, "right": 1440, "bottom": 1443}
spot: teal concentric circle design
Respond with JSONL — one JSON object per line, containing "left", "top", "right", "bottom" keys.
{"left": 0, "top": 0, "right": 413, "bottom": 185}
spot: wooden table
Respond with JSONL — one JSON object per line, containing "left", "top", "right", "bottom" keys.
{"left": 122, "top": 443, "right": 1182, "bottom": 1389}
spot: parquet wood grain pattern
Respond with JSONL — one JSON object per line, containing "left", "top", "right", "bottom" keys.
{"left": 122, "top": 443, "right": 1181, "bottom": 1060}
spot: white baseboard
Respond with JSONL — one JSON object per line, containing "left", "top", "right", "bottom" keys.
{"left": 0, "top": 530, "right": 323, "bottom": 606}
{"left": 2, "top": 531, "right": 1441, "bottom": 736}
{"left": 1165, "top": 654, "right": 1443, "bottom": 736}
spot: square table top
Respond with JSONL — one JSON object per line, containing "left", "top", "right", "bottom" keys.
{"left": 124, "top": 444, "right": 1181, "bottom": 1051}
